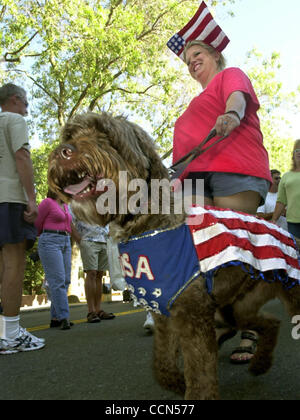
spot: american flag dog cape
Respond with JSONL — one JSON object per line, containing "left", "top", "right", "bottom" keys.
{"left": 118, "top": 206, "right": 300, "bottom": 316}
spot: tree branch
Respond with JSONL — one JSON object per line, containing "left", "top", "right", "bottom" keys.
{"left": 137, "top": 4, "right": 180, "bottom": 40}
{"left": 4, "top": 31, "right": 39, "bottom": 62}
{"left": 69, "top": 84, "right": 91, "bottom": 118}
{"left": 115, "top": 84, "right": 156, "bottom": 95}
{"left": 0, "top": 5, "right": 6, "bottom": 21}
{"left": 105, "top": 0, "right": 123, "bottom": 27}
{"left": 8, "top": 69, "right": 59, "bottom": 104}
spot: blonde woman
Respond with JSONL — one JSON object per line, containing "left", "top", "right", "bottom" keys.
{"left": 173, "top": 40, "right": 272, "bottom": 215}
{"left": 272, "top": 140, "right": 300, "bottom": 238}
{"left": 173, "top": 40, "right": 272, "bottom": 364}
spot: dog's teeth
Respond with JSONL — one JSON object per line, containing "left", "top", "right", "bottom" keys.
{"left": 81, "top": 186, "right": 91, "bottom": 194}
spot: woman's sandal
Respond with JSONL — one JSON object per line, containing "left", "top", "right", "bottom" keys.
{"left": 230, "top": 331, "right": 258, "bottom": 365}
{"left": 97, "top": 310, "right": 116, "bottom": 320}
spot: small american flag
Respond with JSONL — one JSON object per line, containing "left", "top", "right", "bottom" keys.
{"left": 167, "top": 1, "right": 230, "bottom": 61}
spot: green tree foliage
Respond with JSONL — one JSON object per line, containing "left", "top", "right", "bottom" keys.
{"left": 246, "top": 49, "right": 297, "bottom": 172}
{"left": 0, "top": 0, "right": 235, "bottom": 142}
{"left": 31, "top": 142, "right": 58, "bottom": 201}
{"left": 24, "top": 254, "right": 45, "bottom": 296}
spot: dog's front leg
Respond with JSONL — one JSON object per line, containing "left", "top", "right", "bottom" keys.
{"left": 171, "top": 282, "right": 219, "bottom": 400}
{"left": 178, "top": 318, "right": 219, "bottom": 400}
{"left": 152, "top": 314, "right": 186, "bottom": 397}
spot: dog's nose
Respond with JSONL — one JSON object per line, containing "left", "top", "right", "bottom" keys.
{"left": 58, "top": 144, "right": 76, "bottom": 160}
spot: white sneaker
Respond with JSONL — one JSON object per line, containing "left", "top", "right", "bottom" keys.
{"left": 20, "top": 327, "right": 45, "bottom": 344}
{"left": 0, "top": 327, "right": 46, "bottom": 355}
{"left": 143, "top": 311, "right": 155, "bottom": 333}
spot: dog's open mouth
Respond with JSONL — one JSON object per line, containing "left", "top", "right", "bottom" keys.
{"left": 58, "top": 170, "right": 105, "bottom": 201}
{"left": 64, "top": 174, "right": 96, "bottom": 199}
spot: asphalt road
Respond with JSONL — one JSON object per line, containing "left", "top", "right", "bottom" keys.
{"left": 0, "top": 299, "right": 299, "bottom": 401}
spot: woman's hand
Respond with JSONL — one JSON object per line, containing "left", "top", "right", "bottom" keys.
{"left": 214, "top": 112, "right": 240, "bottom": 137}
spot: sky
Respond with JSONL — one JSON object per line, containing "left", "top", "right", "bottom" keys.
{"left": 215, "top": 0, "right": 300, "bottom": 137}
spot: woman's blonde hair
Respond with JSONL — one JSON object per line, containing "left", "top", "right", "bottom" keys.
{"left": 183, "top": 40, "right": 226, "bottom": 71}
{"left": 291, "top": 139, "right": 300, "bottom": 171}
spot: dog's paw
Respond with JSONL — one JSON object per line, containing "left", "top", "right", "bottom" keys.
{"left": 248, "top": 356, "right": 273, "bottom": 376}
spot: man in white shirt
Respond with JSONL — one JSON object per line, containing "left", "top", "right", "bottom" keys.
{"left": 0, "top": 83, "right": 44, "bottom": 354}
{"left": 257, "top": 169, "right": 288, "bottom": 231}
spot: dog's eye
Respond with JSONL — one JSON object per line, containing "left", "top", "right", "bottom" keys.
{"left": 60, "top": 145, "right": 75, "bottom": 160}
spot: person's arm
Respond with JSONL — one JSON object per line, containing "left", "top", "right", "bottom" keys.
{"left": 15, "top": 147, "right": 38, "bottom": 224}
{"left": 215, "top": 91, "right": 247, "bottom": 137}
{"left": 225, "top": 91, "right": 247, "bottom": 118}
{"left": 257, "top": 211, "right": 273, "bottom": 221}
{"left": 271, "top": 202, "right": 286, "bottom": 224}
{"left": 272, "top": 177, "right": 287, "bottom": 224}
{"left": 71, "top": 222, "right": 82, "bottom": 244}
{"left": 34, "top": 199, "right": 50, "bottom": 235}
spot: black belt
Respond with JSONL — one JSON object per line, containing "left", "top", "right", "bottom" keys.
{"left": 43, "top": 229, "right": 70, "bottom": 236}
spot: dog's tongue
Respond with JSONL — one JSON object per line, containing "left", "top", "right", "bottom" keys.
{"left": 64, "top": 177, "right": 90, "bottom": 195}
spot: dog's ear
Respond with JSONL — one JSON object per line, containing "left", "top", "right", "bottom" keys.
{"left": 61, "top": 112, "right": 169, "bottom": 181}
{"left": 93, "top": 112, "right": 169, "bottom": 181}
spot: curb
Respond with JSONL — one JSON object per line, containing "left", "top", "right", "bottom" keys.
{"left": 20, "top": 302, "right": 87, "bottom": 314}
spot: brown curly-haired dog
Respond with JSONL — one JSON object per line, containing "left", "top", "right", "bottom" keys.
{"left": 48, "top": 112, "right": 300, "bottom": 400}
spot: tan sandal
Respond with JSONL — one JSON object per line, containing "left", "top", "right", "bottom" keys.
{"left": 97, "top": 310, "right": 115, "bottom": 320}
{"left": 87, "top": 312, "right": 101, "bottom": 323}
{"left": 230, "top": 331, "right": 258, "bottom": 365}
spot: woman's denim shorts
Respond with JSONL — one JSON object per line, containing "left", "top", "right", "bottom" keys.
{"left": 185, "top": 172, "right": 270, "bottom": 206}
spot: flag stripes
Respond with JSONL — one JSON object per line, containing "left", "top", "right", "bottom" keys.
{"left": 167, "top": 1, "right": 230, "bottom": 60}
{"left": 188, "top": 206, "right": 300, "bottom": 283}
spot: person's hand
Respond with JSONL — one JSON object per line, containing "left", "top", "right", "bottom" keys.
{"left": 214, "top": 112, "right": 240, "bottom": 137}
{"left": 24, "top": 200, "right": 38, "bottom": 224}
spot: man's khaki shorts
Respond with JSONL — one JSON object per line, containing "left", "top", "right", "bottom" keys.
{"left": 79, "top": 240, "right": 109, "bottom": 272}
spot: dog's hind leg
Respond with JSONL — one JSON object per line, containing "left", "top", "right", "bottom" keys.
{"left": 247, "top": 313, "right": 281, "bottom": 376}
{"left": 231, "top": 282, "right": 281, "bottom": 376}
{"left": 277, "top": 284, "right": 300, "bottom": 320}
{"left": 152, "top": 314, "right": 186, "bottom": 397}
{"left": 171, "top": 281, "right": 219, "bottom": 400}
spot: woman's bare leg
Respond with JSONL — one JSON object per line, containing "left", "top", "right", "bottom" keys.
{"left": 214, "top": 191, "right": 261, "bottom": 362}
